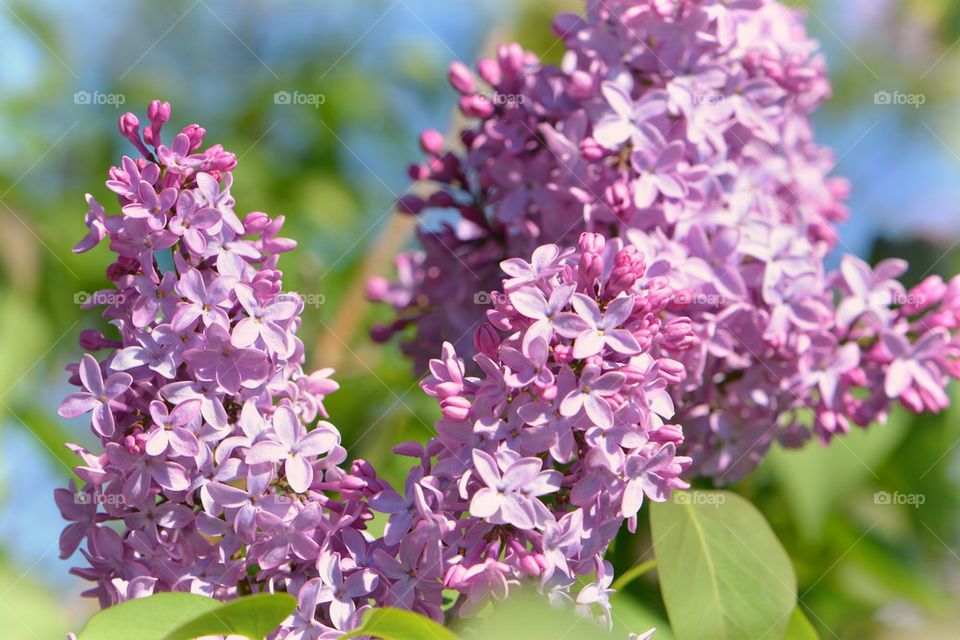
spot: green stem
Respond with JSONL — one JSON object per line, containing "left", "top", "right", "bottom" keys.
{"left": 612, "top": 559, "right": 657, "bottom": 591}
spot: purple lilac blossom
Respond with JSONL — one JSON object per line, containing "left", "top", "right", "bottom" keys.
{"left": 56, "top": 102, "right": 412, "bottom": 638}
{"left": 368, "top": 233, "right": 694, "bottom": 623}
{"left": 370, "top": 0, "right": 960, "bottom": 481}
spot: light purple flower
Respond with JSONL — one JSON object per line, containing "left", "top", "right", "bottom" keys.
{"left": 569, "top": 293, "right": 641, "bottom": 359}
{"left": 245, "top": 406, "right": 339, "bottom": 492}
{"left": 58, "top": 354, "right": 132, "bottom": 437}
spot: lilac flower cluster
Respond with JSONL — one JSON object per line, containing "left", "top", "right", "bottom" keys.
{"left": 370, "top": 0, "right": 960, "bottom": 480}
{"left": 369, "top": 233, "right": 694, "bottom": 622}
{"left": 56, "top": 102, "right": 404, "bottom": 637}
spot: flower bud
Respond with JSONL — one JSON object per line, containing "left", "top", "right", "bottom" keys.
{"left": 448, "top": 61, "right": 476, "bottom": 95}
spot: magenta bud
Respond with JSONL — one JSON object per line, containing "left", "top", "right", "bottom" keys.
{"left": 580, "top": 137, "right": 606, "bottom": 161}
{"left": 419, "top": 129, "right": 444, "bottom": 155}
{"left": 243, "top": 211, "right": 271, "bottom": 233}
{"left": 477, "top": 58, "right": 502, "bottom": 86}
{"left": 427, "top": 191, "right": 456, "bottom": 208}
{"left": 118, "top": 113, "right": 139, "bottom": 139}
{"left": 408, "top": 163, "right": 429, "bottom": 180}
{"left": 519, "top": 554, "right": 542, "bottom": 576}
{"left": 396, "top": 194, "right": 425, "bottom": 215}
{"left": 578, "top": 231, "right": 605, "bottom": 254}
{"left": 147, "top": 99, "right": 171, "bottom": 125}
{"left": 568, "top": 70, "right": 594, "bottom": 97}
{"left": 79, "top": 330, "right": 104, "bottom": 350}
{"left": 459, "top": 94, "right": 495, "bottom": 118}
{"left": 440, "top": 396, "right": 471, "bottom": 422}
{"left": 657, "top": 358, "right": 686, "bottom": 384}
{"left": 473, "top": 323, "right": 501, "bottom": 357}
{"left": 370, "top": 324, "right": 393, "bottom": 343}
{"left": 366, "top": 277, "right": 389, "bottom": 301}
{"left": 181, "top": 123, "right": 206, "bottom": 151}
{"left": 448, "top": 61, "right": 476, "bottom": 95}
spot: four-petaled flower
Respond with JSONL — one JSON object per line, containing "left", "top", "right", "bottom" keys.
{"left": 58, "top": 354, "right": 132, "bottom": 437}
{"left": 245, "top": 406, "right": 340, "bottom": 492}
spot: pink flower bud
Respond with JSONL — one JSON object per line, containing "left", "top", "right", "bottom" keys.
{"left": 396, "top": 194, "right": 425, "bottom": 215}
{"left": 448, "top": 61, "right": 476, "bottom": 95}
{"left": 473, "top": 323, "right": 501, "bottom": 357}
{"left": 181, "top": 123, "right": 206, "bottom": 151}
{"left": 459, "top": 94, "right": 495, "bottom": 118}
{"left": 440, "top": 396, "right": 471, "bottom": 421}
{"left": 477, "top": 58, "right": 502, "bottom": 87}
{"left": 419, "top": 129, "right": 444, "bottom": 155}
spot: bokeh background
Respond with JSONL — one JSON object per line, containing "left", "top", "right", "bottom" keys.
{"left": 1, "top": 0, "right": 959, "bottom": 637}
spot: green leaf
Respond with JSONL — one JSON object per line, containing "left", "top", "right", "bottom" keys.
{"left": 164, "top": 593, "right": 296, "bottom": 640}
{"left": 76, "top": 593, "right": 295, "bottom": 640}
{"left": 651, "top": 490, "right": 797, "bottom": 640}
{"left": 784, "top": 608, "right": 818, "bottom": 640}
{"left": 343, "top": 607, "right": 459, "bottom": 640}
{"left": 76, "top": 593, "right": 223, "bottom": 640}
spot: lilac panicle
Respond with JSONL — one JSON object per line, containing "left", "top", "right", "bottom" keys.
{"left": 368, "top": 233, "right": 694, "bottom": 624}
{"left": 371, "top": 0, "right": 960, "bottom": 481}
{"left": 56, "top": 101, "right": 408, "bottom": 638}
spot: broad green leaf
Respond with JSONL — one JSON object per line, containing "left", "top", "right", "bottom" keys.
{"left": 343, "top": 607, "right": 459, "bottom": 640}
{"left": 164, "top": 593, "right": 296, "bottom": 640}
{"left": 651, "top": 490, "right": 797, "bottom": 640}
{"left": 77, "top": 593, "right": 223, "bottom": 640}
{"left": 784, "top": 608, "right": 818, "bottom": 640}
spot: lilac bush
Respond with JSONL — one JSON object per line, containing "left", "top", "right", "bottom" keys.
{"left": 370, "top": 0, "right": 960, "bottom": 480}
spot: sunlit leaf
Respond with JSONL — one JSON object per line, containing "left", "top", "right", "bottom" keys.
{"left": 164, "top": 593, "right": 296, "bottom": 640}
{"left": 651, "top": 490, "right": 797, "bottom": 640}
{"left": 76, "top": 593, "right": 222, "bottom": 640}
{"left": 344, "top": 607, "right": 459, "bottom": 640}
{"left": 784, "top": 607, "right": 818, "bottom": 640}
